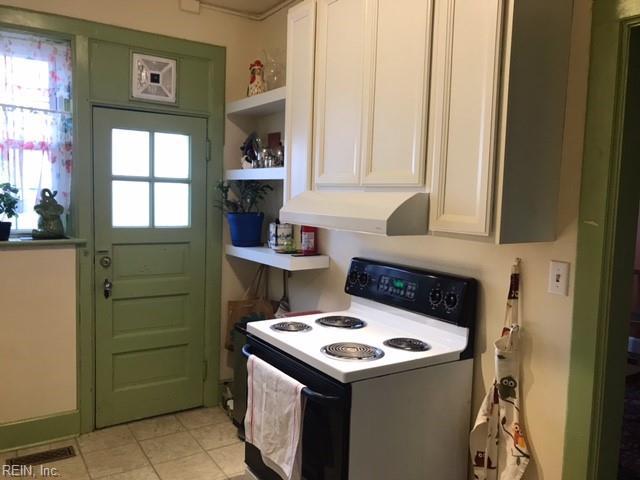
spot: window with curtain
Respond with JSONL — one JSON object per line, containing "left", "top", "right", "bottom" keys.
{"left": 0, "top": 30, "right": 72, "bottom": 232}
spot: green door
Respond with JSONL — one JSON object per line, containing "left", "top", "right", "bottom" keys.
{"left": 93, "top": 107, "right": 207, "bottom": 428}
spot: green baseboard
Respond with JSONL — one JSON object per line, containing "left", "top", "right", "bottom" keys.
{"left": 0, "top": 411, "right": 80, "bottom": 451}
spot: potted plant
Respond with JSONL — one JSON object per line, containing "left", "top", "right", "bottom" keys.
{"left": 216, "top": 180, "right": 273, "bottom": 247}
{"left": 0, "top": 183, "right": 19, "bottom": 241}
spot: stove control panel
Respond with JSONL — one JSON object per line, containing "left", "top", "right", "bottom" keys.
{"left": 345, "top": 257, "right": 477, "bottom": 328}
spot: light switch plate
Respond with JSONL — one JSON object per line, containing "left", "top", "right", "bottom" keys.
{"left": 548, "top": 260, "right": 570, "bottom": 296}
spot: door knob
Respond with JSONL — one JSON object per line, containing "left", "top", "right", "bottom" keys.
{"left": 103, "top": 279, "right": 113, "bottom": 299}
{"left": 100, "top": 256, "right": 112, "bottom": 268}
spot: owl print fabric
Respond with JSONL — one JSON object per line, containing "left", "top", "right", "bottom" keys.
{"left": 470, "top": 261, "right": 530, "bottom": 480}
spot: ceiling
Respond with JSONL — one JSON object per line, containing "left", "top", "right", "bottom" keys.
{"left": 199, "top": 0, "right": 293, "bottom": 18}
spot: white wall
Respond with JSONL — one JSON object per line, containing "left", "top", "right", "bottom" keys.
{"left": 0, "top": 247, "right": 77, "bottom": 424}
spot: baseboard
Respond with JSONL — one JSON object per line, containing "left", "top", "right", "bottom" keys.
{"left": 0, "top": 411, "right": 80, "bottom": 451}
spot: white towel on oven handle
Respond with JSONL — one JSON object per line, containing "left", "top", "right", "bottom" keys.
{"left": 245, "top": 354, "right": 306, "bottom": 480}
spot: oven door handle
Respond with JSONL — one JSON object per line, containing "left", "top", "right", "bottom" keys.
{"left": 242, "top": 344, "right": 341, "bottom": 403}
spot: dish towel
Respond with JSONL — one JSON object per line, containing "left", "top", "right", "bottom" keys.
{"left": 469, "top": 260, "right": 531, "bottom": 480}
{"left": 245, "top": 354, "right": 306, "bottom": 480}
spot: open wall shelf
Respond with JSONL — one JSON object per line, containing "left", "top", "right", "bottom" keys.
{"left": 225, "top": 244, "right": 330, "bottom": 271}
{"left": 224, "top": 167, "right": 285, "bottom": 181}
{"left": 226, "top": 87, "right": 286, "bottom": 117}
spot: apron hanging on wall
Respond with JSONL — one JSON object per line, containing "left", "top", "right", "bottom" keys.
{"left": 469, "top": 259, "right": 531, "bottom": 480}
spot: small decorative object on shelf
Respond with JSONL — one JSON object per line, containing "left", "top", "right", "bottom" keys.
{"left": 240, "top": 131, "right": 284, "bottom": 169}
{"left": 263, "top": 48, "right": 285, "bottom": 90}
{"left": 216, "top": 180, "right": 273, "bottom": 247}
{"left": 240, "top": 132, "right": 261, "bottom": 169}
{"left": 32, "top": 189, "right": 66, "bottom": 240}
{"left": 0, "top": 183, "right": 19, "bottom": 241}
{"left": 247, "top": 59, "right": 267, "bottom": 97}
{"left": 301, "top": 225, "right": 318, "bottom": 255}
{"left": 268, "top": 221, "right": 295, "bottom": 253}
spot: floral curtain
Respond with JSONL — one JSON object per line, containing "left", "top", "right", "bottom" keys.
{"left": 0, "top": 30, "right": 72, "bottom": 228}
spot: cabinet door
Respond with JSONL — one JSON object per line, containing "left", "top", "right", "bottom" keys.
{"left": 285, "top": 0, "right": 317, "bottom": 201}
{"left": 313, "top": 0, "right": 369, "bottom": 186}
{"left": 428, "top": 0, "right": 503, "bottom": 235}
{"left": 362, "top": 0, "right": 432, "bottom": 186}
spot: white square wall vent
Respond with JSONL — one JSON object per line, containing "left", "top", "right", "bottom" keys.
{"left": 131, "top": 53, "right": 177, "bottom": 103}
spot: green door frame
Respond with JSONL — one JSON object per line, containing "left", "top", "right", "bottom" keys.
{"left": 0, "top": 7, "right": 225, "bottom": 437}
{"left": 563, "top": 2, "right": 640, "bottom": 478}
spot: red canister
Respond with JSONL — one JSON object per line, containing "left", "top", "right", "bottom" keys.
{"left": 300, "top": 225, "right": 318, "bottom": 255}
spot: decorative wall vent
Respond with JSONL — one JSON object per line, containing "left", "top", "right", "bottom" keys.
{"left": 131, "top": 53, "right": 177, "bottom": 103}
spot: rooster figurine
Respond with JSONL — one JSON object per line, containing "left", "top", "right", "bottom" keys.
{"left": 247, "top": 59, "right": 267, "bottom": 97}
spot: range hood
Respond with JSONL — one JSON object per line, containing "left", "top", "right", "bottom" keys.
{"left": 279, "top": 191, "right": 429, "bottom": 236}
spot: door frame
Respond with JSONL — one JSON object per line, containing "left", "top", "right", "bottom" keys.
{"left": 0, "top": 7, "right": 226, "bottom": 435}
{"left": 563, "top": 3, "right": 640, "bottom": 478}
{"left": 92, "top": 107, "right": 210, "bottom": 428}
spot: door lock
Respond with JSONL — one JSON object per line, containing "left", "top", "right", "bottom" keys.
{"left": 103, "top": 279, "right": 113, "bottom": 299}
{"left": 99, "top": 256, "right": 112, "bottom": 268}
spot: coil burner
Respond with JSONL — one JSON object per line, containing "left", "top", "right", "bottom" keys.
{"left": 321, "top": 342, "right": 384, "bottom": 361}
{"left": 383, "top": 337, "right": 431, "bottom": 352}
{"left": 270, "top": 321, "right": 312, "bottom": 332}
{"left": 316, "top": 316, "right": 366, "bottom": 329}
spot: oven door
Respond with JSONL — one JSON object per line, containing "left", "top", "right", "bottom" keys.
{"left": 243, "top": 334, "right": 351, "bottom": 480}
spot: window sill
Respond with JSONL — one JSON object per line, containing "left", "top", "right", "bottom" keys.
{"left": 0, "top": 236, "right": 87, "bottom": 250}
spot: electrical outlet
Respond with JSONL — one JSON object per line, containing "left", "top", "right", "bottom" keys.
{"left": 548, "top": 261, "right": 570, "bottom": 296}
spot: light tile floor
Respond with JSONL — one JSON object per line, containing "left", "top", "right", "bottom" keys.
{"left": 1, "top": 407, "right": 249, "bottom": 480}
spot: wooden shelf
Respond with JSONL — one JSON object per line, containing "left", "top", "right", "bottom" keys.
{"left": 226, "top": 87, "right": 286, "bottom": 117}
{"left": 224, "top": 167, "right": 285, "bottom": 181}
{"left": 225, "top": 244, "right": 330, "bottom": 271}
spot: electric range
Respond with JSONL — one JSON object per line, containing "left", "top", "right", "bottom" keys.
{"left": 243, "top": 257, "right": 477, "bottom": 480}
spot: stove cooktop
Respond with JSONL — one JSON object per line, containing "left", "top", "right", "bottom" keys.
{"left": 246, "top": 302, "right": 468, "bottom": 383}
{"left": 246, "top": 258, "right": 476, "bottom": 383}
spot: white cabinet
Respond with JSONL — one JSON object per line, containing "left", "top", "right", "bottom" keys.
{"left": 313, "top": 0, "right": 368, "bottom": 186}
{"left": 428, "top": 0, "right": 573, "bottom": 242}
{"left": 428, "top": 0, "right": 502, "bottom": 236}
{"left": 284, "top": 0, "right": 317, "bottom": 200}
{"left": 363, "top": 0, "right": 432, "bottom": 186}
{"left": 284, "top": 0, "right": 572, "bottom": 242}
{"left": 313, "top": 0, "right": 432, "bottom": 187}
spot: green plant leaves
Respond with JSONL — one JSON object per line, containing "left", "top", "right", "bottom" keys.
{"left": 0, "top": 183, "right": 20, "bottom": 220}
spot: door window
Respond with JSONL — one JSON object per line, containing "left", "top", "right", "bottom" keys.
{"left": 110, "top": 128, "right": 191, "bottom": 228}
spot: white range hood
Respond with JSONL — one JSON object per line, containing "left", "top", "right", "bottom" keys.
{"left": 279, "top": 191, "right": 429, "bottom": 236}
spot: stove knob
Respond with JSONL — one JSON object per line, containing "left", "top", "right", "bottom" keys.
{"left": 358, "top": 272, "right": 369, "bottom": 286}
{"left": 429, "top": 288, "right": 443, "bottom": 306}
{"left": 348, "top": 271, "right": 358, "bottom": 284}
{"left": 444, "top": 292, "right": 458, "bottom": 310}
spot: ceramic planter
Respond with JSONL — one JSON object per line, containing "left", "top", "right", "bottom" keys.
{"left": 0, "top": 221, "right": 11, "bottom": 241}
{"left": 227, "top": 212, "right": 264, "bottom": 247}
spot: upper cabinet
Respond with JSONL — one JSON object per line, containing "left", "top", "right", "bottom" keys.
{"left": 313, "top": 0, "right": 368, "bottom": 186}
{"left": 313, "top": 0, "right": 432, "bottom": 187}
{"left": 427, "top": 0, "right": 502, "bottom": 236}
{"left": 362, "top": 0, "right": 432, "bottom": 187}
{"left": 428, "top": 0, "right": 572, "bottom": 241}
{"left": 284, "top": 0, "right": 572, "bottom": 242}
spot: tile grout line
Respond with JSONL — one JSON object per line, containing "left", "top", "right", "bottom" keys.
{"left": 125, "top": 422, "right": 163, "bottom": 480}
{"left": 69, "top": 438, "right": 93, "bottom": 479}
{"left": 184, "top": 425, "right": 233, "bottom": 478}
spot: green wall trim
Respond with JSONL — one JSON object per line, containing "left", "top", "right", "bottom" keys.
{"left": 0, "top": 7, "right": 224, "bottom": 436}
{"left": 0, "top": 411, "right": 80, "bottom": 451}
{"left": 563, "top": 2, "right": 640, "bottom": 479}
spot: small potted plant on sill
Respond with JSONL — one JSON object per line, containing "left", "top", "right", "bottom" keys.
{"left": 0, "top": 183, "right": 19, "bottom": 241}
{"left": 216, "top": 180, "right": 273, "bottom": 247}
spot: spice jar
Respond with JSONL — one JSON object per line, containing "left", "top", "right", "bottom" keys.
{"left": 300, "top": 225, "right": 318, "bottom": 255}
